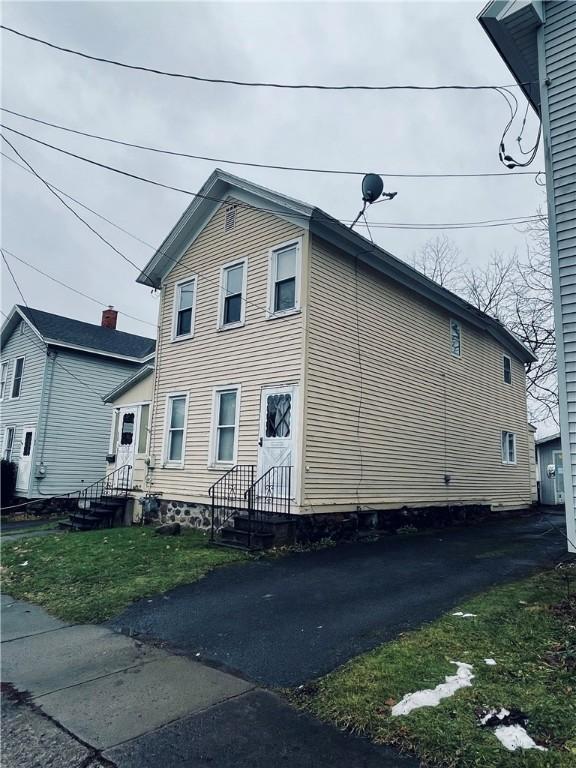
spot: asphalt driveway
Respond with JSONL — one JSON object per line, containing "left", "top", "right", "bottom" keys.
{"left": 111, "top": 512, "right": 567, "bottom": 687}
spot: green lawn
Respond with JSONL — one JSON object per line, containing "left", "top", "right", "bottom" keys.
{"left": 290, "top": 567, "right": 576, "bottom": 767}
{"left": 1, "top": 527, "right": 248, "bottom": 623}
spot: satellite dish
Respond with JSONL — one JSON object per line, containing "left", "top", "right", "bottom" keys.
{"left": 361, "top": 173, "right": 384, "bottom": 203}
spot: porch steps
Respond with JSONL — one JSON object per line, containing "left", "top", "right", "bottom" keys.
{"left": 58, "top": 495, "right": 128, "bottom": 532}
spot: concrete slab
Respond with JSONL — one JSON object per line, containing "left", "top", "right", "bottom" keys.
{"left": 104, "top": 689, "right": 420, "bottom": 767}
{"left": 1, "top": 691, "right": 93, "bottom": 768}
{"left": 0, "top": 593, "right": 16, "bottom": 606}
{"left": 35, "top": 655, "right": 253, "bottom": 749}
{"left": 1, "top": 600, "right": 69, "bottom": 641}
{"left": 1, "top": 624, "right": 166, "bottom": 696}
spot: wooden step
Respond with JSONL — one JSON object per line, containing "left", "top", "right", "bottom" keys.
{"left": 219, "top": 526, "right": 275, "bottom": 551}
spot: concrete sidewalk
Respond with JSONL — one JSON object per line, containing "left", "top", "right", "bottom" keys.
{"left": 1, "top": 595, "right": 418, "bottom": 767}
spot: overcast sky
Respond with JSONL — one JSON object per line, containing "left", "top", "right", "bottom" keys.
{"left": 1, "top": 0, "right": 545, "bottom": 339}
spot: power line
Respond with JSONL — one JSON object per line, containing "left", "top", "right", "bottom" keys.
{"left": 1, "top": 125, "right": 542, "bottom": 230}
{"left": 1, "top": 150, "right": 158, "bottom": 251}
{"left": 0, "top": 107, "right": 541, "bottom": 179}
{"left": 1, "top": 251, "right": 109, "bottom": 401}
{"left": 0, "top": 24, "right": 533, "bottom": 92}
{"left": 1, "top": 246, "right": 156, "bottom": 328}
{"left": 1, "top": 132, "right": 144, "bottom": 273}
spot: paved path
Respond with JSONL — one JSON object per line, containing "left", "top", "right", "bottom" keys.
{"left": 111, "top": 513, "right": 567, "bottom": 686}
{"left": 1, "top": 595, "right": 416, "bottom": 767}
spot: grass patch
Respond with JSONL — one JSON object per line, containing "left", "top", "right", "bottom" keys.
{"left": 290, "top": 567, "right": 576, "bottom": 767}
{"left": 1, "top": 527, "right": 248, "bottom": 623}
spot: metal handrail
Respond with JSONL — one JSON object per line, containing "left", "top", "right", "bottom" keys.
{"left": 67, "top": 464, "right": 133, "bottom": 527}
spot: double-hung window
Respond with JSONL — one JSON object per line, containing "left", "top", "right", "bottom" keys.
{"left": 11, "top": 357, "right": 24, "bottom": 399}
{"left": 0, "top": 361, "right": 8, "bottom": 400}
{"left": 269, "top": 240, "right": 301, "bottom": 316}
{"left": 503, "top": 355, "right": 512, "bottom": 385}
{"left": 3, "top": 427, "right": 15, "bottom": 462}
{"left": 219, "top": 260, "right": 246, "bottom": 328}
{"left": 211, "top": 387, "right": 240, "bottom": 465}
{"left": 450, "top": 319, "right": 461, "bottom": 358}
{"left": 501, "top": 431, "right": 516, "bottom": 465}
{"left": 172, "top": 278, "right": 196, "bottom": 340}
{"left": 164, "top": 394, "right": 187, "bottom": 465}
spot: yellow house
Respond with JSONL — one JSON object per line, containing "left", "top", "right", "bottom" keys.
{"left": 135, "top": 169, "right": 536, "bottom": 546}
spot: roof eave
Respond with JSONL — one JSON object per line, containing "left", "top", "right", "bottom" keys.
{"left": 45, "top": 339, "right": 153, "bottom": 363}
{"left": 310, "top": 209, "right": 537, "bottom": 365}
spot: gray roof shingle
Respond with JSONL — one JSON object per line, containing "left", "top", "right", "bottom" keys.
{"left": 18, "top": 306, "right": 155, "bottom": 360}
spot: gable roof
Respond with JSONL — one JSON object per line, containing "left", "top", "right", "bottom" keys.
{"left": 536, "top": 432, "right": 561, "bottom": 446}
{"left": 1, "top": 305, "right": 155, "bottom": 362}
{"left": 103, "top": 363, "right": 154, "bottom": 403}
{"left": 138, "top": 169, "right": 536, "bottom": 364}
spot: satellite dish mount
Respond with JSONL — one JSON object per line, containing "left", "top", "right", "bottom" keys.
{"left": 350, "top": 173, "right": 397, "bottom": 230}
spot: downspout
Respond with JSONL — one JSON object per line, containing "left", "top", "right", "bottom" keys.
{"left": 35, "top": 347, "right": 57, "bottom": 493}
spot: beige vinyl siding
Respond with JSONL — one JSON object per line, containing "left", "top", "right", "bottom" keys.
{"left": 148, "top": 201, "right": 305, "bottom": 501}
{"left": 302, "top": 237, "right": 532, "bottom": 511}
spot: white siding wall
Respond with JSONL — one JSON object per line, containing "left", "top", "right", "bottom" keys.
{"left": 147, "top": 201, "right": 305, "bottom": 501}
{"left": 0, "top": 320, "right": 47, "bottom": 494}
{"left": 302, "top": 237, "right": 532, "bottom": 511}
{"left": 540, "top": 0, "right": 576, "bottom": 549}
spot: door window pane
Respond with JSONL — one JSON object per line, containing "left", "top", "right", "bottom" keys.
{"left": 22, "top": 431, "right": 33, "bottom": 457}
{"left": 266, "top": 394, "right": 291, "bottom": 437}
{"left": 120, "top": 413, "right": 135, "bottom": 445}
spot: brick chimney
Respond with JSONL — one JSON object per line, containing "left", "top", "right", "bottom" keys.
{"left": 101, "top": 306, "right": 118, "bottom": 330}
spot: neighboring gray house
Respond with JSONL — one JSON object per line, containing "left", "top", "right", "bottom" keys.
{"left": 479, "top": 1, "right": 576, "bottom": 551}
{"left": 536, "top": 433, "right": 564, "bottom": 506}
{"left": 0, "top": 305, "right": 155, "bottom": 499}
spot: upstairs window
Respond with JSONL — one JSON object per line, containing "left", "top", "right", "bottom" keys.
{"left": 219, "top": 260, "right": 246, "bottom": 328}
{"left": 450, "top": 319, "right": 461, "bottom": 358}
{"left": 269, "top": 240, "right": 301, "bottom": 316}
{"left": 503, "top": 355, "right": 512, "bottom": 385}
{"left": 173, "top": 278, "right": 196, "bottom": 340}
{"left": 11, "top": 357, "right": 24, "bottom": 398}
{"left": 0, "top": 361, "right": 8, "bottom": 400}
{"left": 501, "top": 431, "right": 517, "bottom": 465}
{"left": 165, "top": 394, "right": 187, "bottom": 465}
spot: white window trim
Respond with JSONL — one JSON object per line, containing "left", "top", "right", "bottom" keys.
{"left": 503, "top": 354, "right": 512, "bottom": 385}
{"left": 216, "top": 257, "right": 248, "bottom": 331}
{"left": 449, "top": 319, "right": 462, "bottom": 359}
{"left": 10, "top": 356, "right": 25, "bottom": 400}
{"left": 171, "top": 276, "right": 198, "bottom": 342}
{"left": 3, "top": 425, "right": 16, "bottom": 462}
{"left": 161, "top": 392, "right": 189, "bottom": 468}
{"left": 0, "top": 360, "right": 9, "bottom": 401}
{"left": 208, "top": 384, "right": 241, "bottom": 469}
{"left": 501, "top": 430, "right": 517, "bottom": 465}
{"left": 266, "top": 237, "right": 302, "bottom": 320}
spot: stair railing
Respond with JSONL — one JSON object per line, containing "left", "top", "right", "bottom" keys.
{"left": 208, "top": 464, "right": 254, "bottom": 542}
{"left": 70, "top": 464, "right": 133, "bottom": 527}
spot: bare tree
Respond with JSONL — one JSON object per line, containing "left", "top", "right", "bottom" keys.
{"left": 413, "top": 217, "right": 557, "bottom": 424}
{"left": 412, "top": 235, "right": 461, "bottom": 289}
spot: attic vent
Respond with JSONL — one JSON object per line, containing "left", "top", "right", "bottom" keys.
{"left": 224, "top": 205, "right": 237, "bottom": 233}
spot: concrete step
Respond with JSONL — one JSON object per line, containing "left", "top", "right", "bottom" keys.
{"left": 219, "top": 526, "right": 275, "bottom": 551}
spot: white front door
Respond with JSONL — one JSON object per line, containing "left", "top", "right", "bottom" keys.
{"left": 16, "top": 427, "right": 35, "bottom": 493}
{"left": 115, "top": 407, "right": 138, "bottom": 485}
{"left": 552, "top": 450, "right": 565, "bottom": 504}
{"left": 257, "top": 385, "right": 296, "bottom": 498}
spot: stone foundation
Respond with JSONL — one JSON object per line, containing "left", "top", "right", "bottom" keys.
{"left": 153, "top": 499, "right": 214, "bottom": 531}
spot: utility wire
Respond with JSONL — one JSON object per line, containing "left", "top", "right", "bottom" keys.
{"left": 0, "top": 107, "right": 541, "bottom": 179}
{"left": 1, "top": 126, "right": 542, "bottom": 230}
{"left": 0, "top": 24, "right": 533, "bottom": 92}
{"left": 1, "top": 132, "right": 143, "bottom": 273}
{"left": 1, "top": 247, "right": 156, "bottom": 328}
{"left": 1, "top": 252, "right": 108, "bottom": 401}
{"left": 1, "top": 150, "right": 158, "bottom": 251}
